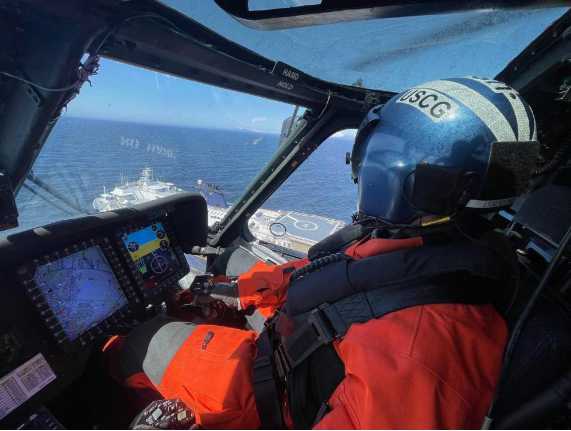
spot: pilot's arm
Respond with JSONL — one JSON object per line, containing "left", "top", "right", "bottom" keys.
{"left": 116, "top": 258, "right": 309, "bottom": 429}
{"left": 236, "top": 258, "right": 308, "bottom": 318}
{"left": 183, "top": 258, "right": 308, "bottom": 324}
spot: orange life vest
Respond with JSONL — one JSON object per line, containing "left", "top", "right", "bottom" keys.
{"left": 248, "top": 236, "right": 508, "bottom": 429}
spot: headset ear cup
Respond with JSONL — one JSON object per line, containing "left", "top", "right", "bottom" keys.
{"left": 410, "top": 165, "right": 481, "bottom": 216}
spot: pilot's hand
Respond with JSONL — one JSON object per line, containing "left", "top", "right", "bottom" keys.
{"left": 171, "top": 279, "right": 243, "bottom": 325}
{"left": 186, "top": 274, "right": 239, "bottom": 307}
{"left": 130, "top": 398, "right": 198, "bottom": 430}
{"left": 199, "top": 282, "right": 241, "bottom": 309}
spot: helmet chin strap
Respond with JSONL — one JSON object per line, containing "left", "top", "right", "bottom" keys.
{"left": 352, "top": 212, "right": 413, "bottom": 229}
{"left": 352, "top": 211, "right": 456, "bottom": 240}
{"left": 419, "top": 215, "right": 452, "bottom": 227}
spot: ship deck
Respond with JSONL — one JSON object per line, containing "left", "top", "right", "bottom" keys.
{"left": 276, "top": 211, "right": 343, "bottom": 242}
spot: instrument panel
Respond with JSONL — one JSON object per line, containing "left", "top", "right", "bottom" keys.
{"left": 0, "top": 192, "right": 208, "bottom": 426}
{"left": 118, "top": 221, "right": 188, "bottom": 301}
{"left": 15, "top": 218, "right": 190, "bottom": 351}
{"left": 17, "top": 238, "right": 134, "bottom": 349}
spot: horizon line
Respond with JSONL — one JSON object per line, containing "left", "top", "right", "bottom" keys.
{"left": 62, "top": 114, "right": 283, "bottom": 135}
{"left": 61, "top": 115, "right": 355, "bottom": 140}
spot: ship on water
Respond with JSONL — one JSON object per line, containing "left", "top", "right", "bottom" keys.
{"left": 93, "top": 168, "right": 346, "bottom": 254}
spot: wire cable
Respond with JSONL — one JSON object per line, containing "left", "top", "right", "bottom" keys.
{"left": 0, "top": 71, "right": 82, "bottom": 92}
{"left": 290, "top": 252, "right": 350, "bottom": 282}
{"left": 0, "top": 13, "right": 183, "bottom": 93}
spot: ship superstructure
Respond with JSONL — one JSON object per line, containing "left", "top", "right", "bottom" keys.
{"left": 92, "top": 168, "right": 184, "bottom": 212}
{"left": 93, "top": 168, "right": 345, "bottom": 253}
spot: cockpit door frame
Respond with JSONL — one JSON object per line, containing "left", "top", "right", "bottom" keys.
{"left": 209, "top": 97, "right": 367, "bottom": 248}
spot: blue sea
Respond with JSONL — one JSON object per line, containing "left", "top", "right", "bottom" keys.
{"left": 13, "top": 117, "right": 357, "bottom": 235}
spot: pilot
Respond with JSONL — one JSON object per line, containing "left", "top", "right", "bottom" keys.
{"left": 103, "top": 77, "right": 539, "bottom": 429}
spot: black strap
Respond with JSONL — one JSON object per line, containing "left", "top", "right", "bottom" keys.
{"left": 280, "top": 278, "right": 491, "bottom": 379}
{"left": 252, "top": 331, "right": 284, "bottom": 429}
{"left": 313, "top": 402, "right": 331, "bottom": 427}
{"left": 287, "top": 241, "right": 505, "bottom": 316}
{"left": 253, "top": 275, "right": 495, "bottom": 428}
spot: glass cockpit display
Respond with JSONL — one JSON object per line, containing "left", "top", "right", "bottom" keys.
{"left": 33, "top": 246, "right": 128, "bottom": 341}
{"left": 121, "top": 223, "right": 178, "bottom": 284}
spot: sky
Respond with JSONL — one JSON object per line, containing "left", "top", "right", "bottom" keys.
{"left": 67, "top": 60, "right": 296, "bottom": 132}
{"left": 66, "top": 2, "right": 567, "bottom": 132}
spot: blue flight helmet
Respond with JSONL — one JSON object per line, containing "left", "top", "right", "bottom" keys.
{"left": 351, "top": 77, "right": 540, "bottom": 224}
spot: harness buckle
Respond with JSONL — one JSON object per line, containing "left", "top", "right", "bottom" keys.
{"left": 273, "top": 343, "right": 291, "bottom": 380}
{"left": 308, "top": 305, "right": 336, "bottom": 345}
{"left": 276, "top": 306, "right": 337, "bottom": 375}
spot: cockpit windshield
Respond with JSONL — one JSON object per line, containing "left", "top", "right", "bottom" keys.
{"left": 161, "top": 1, "right": 568, "bottom": 91}
{"left": 3, "top": 2, "right": 568, "bottom": 255}
{"left": 8, "top": 56, "right": 354, "bottom": 254}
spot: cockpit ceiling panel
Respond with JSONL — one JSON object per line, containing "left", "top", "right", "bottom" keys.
{"left": 162, "top": 1, "right": 569, "bottom": 91}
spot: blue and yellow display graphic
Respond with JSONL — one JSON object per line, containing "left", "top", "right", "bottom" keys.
{"left": 121, "top": 223, "right": 178, "bottom": 282}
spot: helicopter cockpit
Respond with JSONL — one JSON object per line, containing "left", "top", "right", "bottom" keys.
{"left": 0, "top": 1, "right": 570, "bottom": 429}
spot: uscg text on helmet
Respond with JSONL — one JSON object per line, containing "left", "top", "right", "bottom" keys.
{"left": 396, "top": 88, "right": 457, "bottom": 122}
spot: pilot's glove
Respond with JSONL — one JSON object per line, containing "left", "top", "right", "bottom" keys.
{"left": 130, "top": 398, "right": 198, "bottom": 430}
{"left": 171, "top": 276, "right": 243, "bottom": 324}
{"left": 202, "top": 281, "right": 241, "bottom": 309}
{"left": 190, "top": 276, "right": 241, "bottom": 310}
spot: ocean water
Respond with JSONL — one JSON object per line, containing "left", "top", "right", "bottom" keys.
{"left": 12, "top": 117, "right": 357, "bottom": 235}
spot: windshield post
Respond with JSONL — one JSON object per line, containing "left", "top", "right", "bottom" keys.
{"left": 212, "top": 99, "right": 364, "bottom": 247}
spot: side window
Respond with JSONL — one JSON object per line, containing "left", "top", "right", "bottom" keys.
{"left": 7, "top": 58, "right": 295, "bottom": 237}
{"left": 248, "top": 130, "right": 357, "bottom": 254}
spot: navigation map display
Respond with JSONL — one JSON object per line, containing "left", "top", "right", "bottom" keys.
{"left": 34, "top": 246, "right": 128, "bottom": 341}
{"left": 121, "top": 223, "right": 178, "bottom": 283}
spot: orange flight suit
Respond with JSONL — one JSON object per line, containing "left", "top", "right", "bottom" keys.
{"left": 104, "top": 237, "right": 507, "bottom": 429}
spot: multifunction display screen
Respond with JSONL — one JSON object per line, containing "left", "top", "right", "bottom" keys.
{"left": 34, "top": 246, "right": 128, "bottom": 341}
{"left": 121, "top": 223, "right": 178, "bottom": 284}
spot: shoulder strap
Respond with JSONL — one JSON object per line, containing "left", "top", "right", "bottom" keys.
{"left": 253, "top": 241, "right": 508, "bottom": 429}
{"left": 278, "top": 275, "right": 492, "bottom": 376}
{"left": 252, "top": 331, "right": 285, "bottom": 429}
{"left": 287, "top": 241, "right": 505, "bottom": 316}
{"left": 253, "top": 274, "right": 496, "bottom": 429}
{"left": 282, "top": 276, "right": 495, "bottom": 428}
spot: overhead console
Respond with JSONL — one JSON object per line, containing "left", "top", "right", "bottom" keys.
{"left": 0, "top": 192, "right": 207, "bottom": 426}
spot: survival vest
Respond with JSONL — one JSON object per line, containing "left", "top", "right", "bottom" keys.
{"left": 252, "top": 234, "right": 511, "bottom": 429}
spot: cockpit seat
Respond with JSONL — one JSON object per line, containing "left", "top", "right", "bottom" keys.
{"left": 494, "top": 289, "right": 571, "bottom": 428}
{"left": 493, "top": 182, "right": 571, "bottom": 428}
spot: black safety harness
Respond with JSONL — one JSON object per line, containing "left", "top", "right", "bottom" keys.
{"left": 252, "top": 231, "right": 511, "bottom": 429}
